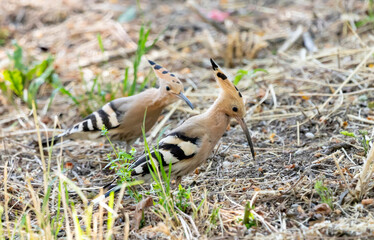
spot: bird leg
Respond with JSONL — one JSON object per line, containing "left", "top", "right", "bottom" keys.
{"left": 175, "top": 176, "right": 182, "bottom": 188}
{"left": 126, "top": 140, "right": 136, "bottom": 153}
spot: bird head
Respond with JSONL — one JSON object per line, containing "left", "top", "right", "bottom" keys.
{"left": 210, "top": 58, "right": 255, "bottom": 159}
{"left": 148, "top": 60, "right": 194, "bottom": 109}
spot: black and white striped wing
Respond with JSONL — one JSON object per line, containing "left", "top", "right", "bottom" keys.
{"left": 93, "top": 132, "right": 200, "bottom": 202}
{"left": 51, "top": 100, "right": 125, "bottom": 143}
{"left": 130, "top": 132, "right": 200, "bottom": 178}
{"left": 67, "top": 102, "right": 121, "bottom": 133}
{"left": 41, "top": 99, "right": 127, "bottom": 147}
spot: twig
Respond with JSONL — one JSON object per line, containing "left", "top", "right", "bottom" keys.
{"left": 289, "top": 77, "right": 374, "bottom": 88}
{"left": 31, "top": 102, "right": 47, "bottom": 194}
{"left": 251, "top": 210, "right": 278, "bottom": 233}
{"left": 312, "top": 150, "right": 342, "bottom": 164}
{"left": 178, "top": 215, "right": 192, "bottom": 240}
{"left": 323, "top": 89, "right": 344, "bottom": 120}
{"left": 78, "top": 48, "right": 137, "bottom": 68}
{"left": 278, "top": 25, "right": 303, "bottom": 53}
{"left": 306, "top": 47, "right": 370, "bottom": 61}
{"left": 341, "top": 147, "right": 356, "bottom": 165}
{"left": 0, "top": 129, "right": 64, "bottom": 140}
{"left": 289, "top": 88, "right": 374, "bottom": 97}
{"left": 269, "top": 84, "right": 277, "bottom": 109}
{"left": 333, "top": 154, "right": 355, "bottom": 196}
{"left": 302, "top": 31, "right": 317, "bottom": 52}
{"left": 250, "top": 191, "right": 259, "bottom": 208}
{"left": 347, "top": 20, "right": 367, "bottom": 48}
{"left": 320, "top": 48, "right": 374, "bottom": 111}
{"left": 297, "top": 121, "right": 300, "bottom": 146}
{"left": 176, "top": 207, "right": 200, "bottom": 238}
{"left": 249, "top": 112, "right": 302, "bottom": 122}
{"left": 348, "top": 114, "right": 374, "bottom": 125}
{"left": 3, "top": 161, "right": 10, "bottom": 237}
{"left": 122, "top": 211, "right": 130, "bottom": 240}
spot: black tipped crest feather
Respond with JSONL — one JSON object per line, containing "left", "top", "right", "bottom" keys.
{"left": 148, "top": 60, "right": 155, "bottom": 65}
{"left": 217, "top": 72, "right": 227, "bottom": 80}
{"left": 210, "top": 58, "right": 218, "bottom": 70}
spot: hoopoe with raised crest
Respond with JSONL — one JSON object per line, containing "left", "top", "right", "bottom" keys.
{"left": 94, "top": 58, "right": 255, "bottom": 203}
{"left": 41, "top": 60, "right": 194, "bottom": 151}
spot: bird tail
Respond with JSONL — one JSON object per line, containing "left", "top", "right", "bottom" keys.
{"left": 28, "top": 134, "right": 64, "bottom": 148}
{"left": 41, "top": 135, "right": 63, "bottom": 147}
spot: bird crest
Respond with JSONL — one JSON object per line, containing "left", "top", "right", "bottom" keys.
{"left": 148, "top": 60, "right": 182, "bottom": 85}
{"left": 210, "top": 58, "right": 243, "bottom": 101}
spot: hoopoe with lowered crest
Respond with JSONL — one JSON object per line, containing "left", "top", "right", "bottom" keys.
{"left": 94, "top": 58, "right": 255, "bottom": 203}
{"left": 41, "top": 60, "right": 194, "bottom": 151}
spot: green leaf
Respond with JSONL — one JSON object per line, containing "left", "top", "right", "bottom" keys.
{"left": 35, "top": 59, "right": 49, "bottom": 77}
{"left": 26, "top": 63, "right": 54, "bottom": 107}
{"left": 8, "top": 42, "right": 27, "bottom": 73}
{"left": 314, "top": 180, "right": 333, "bottom": 209}
{"left": 3, "top": 69, "right": 24, "bottom": 97}
{"left": 0, "top": 80, "right": 7, "bottom": 97}
{"left": 243, "top": 202, "right": 256, "bottom": 229}
{"left": 340, "top": 131, "right": 356, "bottom": 138}
{"left": 25, "top": 58, "right": 53, "bottom": 85}
{"left": 355, "top": 16, "right": 374, "bottom": 28}
{"left": 25, "top": 65, "right": 37, "bottom": 83}
{"left": 233, "top": 68, "right": 268, "bottom": 85}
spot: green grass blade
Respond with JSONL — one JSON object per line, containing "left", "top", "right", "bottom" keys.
{"left": 71, "top": 203, "right": 84, "bottom": 240}
{"left": 97, "top": 33, "right": 105, "bottom": 53}
{"left": 122, "top": 67, "right": 129, "bottom": 95}
{"left": 41, "top": 184, "right": 53, "bottom": 213}
{"left": 106, "top": 191, "right": 115, "bottom": 240}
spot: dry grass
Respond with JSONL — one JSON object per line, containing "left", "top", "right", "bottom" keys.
{"left": 1, "top": 0, "right": 374, "bottom": 239}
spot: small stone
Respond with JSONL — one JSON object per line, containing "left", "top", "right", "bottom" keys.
{"left": 295, "top": 149, "right": 304, "bottom": 155}
{"left": 305, "top": 132, "right": 315, "bottom": 139}
{"left": 222, "top": 161, "right": 231, "bottom": 168}
{"left": 291, "top": 203, "right": 299, "bottom": 208}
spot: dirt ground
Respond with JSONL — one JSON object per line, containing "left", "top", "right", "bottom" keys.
{"left": 1, "top": 0, "right": 374, "bottom": 239}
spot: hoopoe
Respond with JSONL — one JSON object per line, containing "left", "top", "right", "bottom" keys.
{"left": 42, "top": 60, "right": 194, "bottom": 151}
{"left": 94, "top": 58, "right": 255, "bottom": 203}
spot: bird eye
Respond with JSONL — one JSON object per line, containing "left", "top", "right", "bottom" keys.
{"left": 232, "top": 107, "right": 238, "bottom": 112}
{"left": 166, "top": 86, "right": 170, "bottom": 91}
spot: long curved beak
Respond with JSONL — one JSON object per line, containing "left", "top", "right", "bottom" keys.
{"left": 177, "top": 92, "right": 194, "bottom": 109}
{"left": 235, "top": 117, "right": 255, "bottom": 160}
